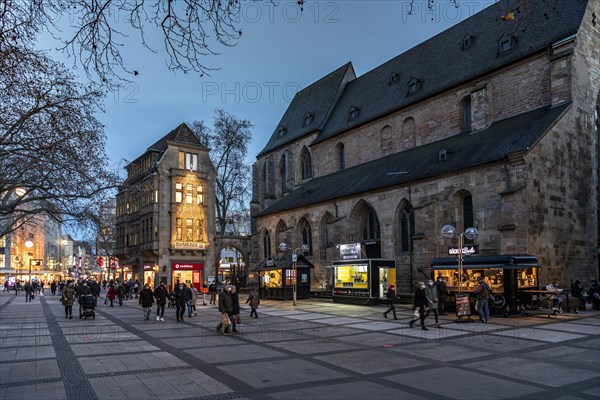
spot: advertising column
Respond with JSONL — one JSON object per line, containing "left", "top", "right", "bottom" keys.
{"left": 171, "top": 262, "right": 204, "bottom": 291}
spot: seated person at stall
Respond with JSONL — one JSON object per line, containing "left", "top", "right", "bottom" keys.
{"left": 545, "top": 281, "right": 564, "bottom": 311}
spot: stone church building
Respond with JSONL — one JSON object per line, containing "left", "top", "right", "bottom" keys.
{"left": 250, "top": 0, "right": 600, "bottom": 296}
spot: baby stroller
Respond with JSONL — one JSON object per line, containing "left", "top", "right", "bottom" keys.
{"left": 79, "top": 294, "right": 97, "bottom": 319}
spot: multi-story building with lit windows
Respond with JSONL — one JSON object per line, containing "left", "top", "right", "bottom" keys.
{"left": 115, "top": 123, "right": 217, "bottom": 290}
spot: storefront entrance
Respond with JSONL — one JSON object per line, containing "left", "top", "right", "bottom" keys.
{"left": 171, "top": 262, "right": 203, "bottom": 291}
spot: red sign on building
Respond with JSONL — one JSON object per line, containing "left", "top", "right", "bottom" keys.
{"left": 172, "top": 262, "right": 204, "bottom": 271}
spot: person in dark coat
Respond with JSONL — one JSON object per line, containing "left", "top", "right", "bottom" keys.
{"left": 61, "top": 282, "right": 76, "bottom": 319}
{"left": 409, "top": 282, "right": 429, "bottom": 330}
{"left": 174, "top": 283, "right": 187, "bottom": 322}
{"left": 24, "top": 281, "right": 34, "bottom": 302}
{"left": 208, "top": 282, "right": 217, "bottom": 305}
{"left": 382, "top": 284, "right": 398, "bottom": 320}
{"left": 245, "top": 288, "right": 260, "bottom": 318}
{"left": 139, "top": 284, "right": 154, "bottom": 320}
{"left": 216, "top": 285, "right": 233, "bottom": 335}
{"left": 154, "top": 281, "right": 169, "bottom": 321}
{"left": 434, "top": 275, "right": 449, "bottom": 315}
{"left": 50, "top": 281, "right": 57, "bottom": 296}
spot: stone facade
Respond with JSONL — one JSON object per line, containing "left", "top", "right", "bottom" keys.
{"left": 115, "top": 124, "right": 217, "bottom": 289}
{"left": 251, "top": 0, "right": 600, "bottom": 295}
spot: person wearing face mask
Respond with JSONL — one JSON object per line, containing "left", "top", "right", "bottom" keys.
{"left": 408, "top": 282, "right": 429, "bottom": 330}
{"left": 425, "top": 280, "right": 442, "bottom": 328}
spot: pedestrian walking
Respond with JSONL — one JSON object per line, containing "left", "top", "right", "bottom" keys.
{"left": 425, "top": 279, "right": 442, "bottom": 328}
{"left": 216, "top": 285, "right": 233, "bottom": 335}
{"left": 62, "top": 282, "right": 75, "bottom": 319}
{"left": 174, "top": 283, "right": 186, "bottom": 322}
{"left": 2, "top": 280, "right": 8, "bottom": 293}
{"left": 24, "top": 281, "right": 33, "bottom": 302}
{"left": 134, "top": 279, "right": 140, "bottom": 299}
{"left": 382, "top": 284, "right": 398, "bottom": 320}
{"left": 189, "top": 285, "right": 198, "bottom": 317}
{"left": 409, "top": 282, "right": 429, "bottom": 330}
{"left": 435, "top": 275, "right": 449, "bottom": 315}
{"left": 208, "top": 282, "right": 217, "bottom": 305}
{"left": 154, "top": 281, "right": 169, "bottom": 321}
{"left": 474, "top": 277, "right": 491, "bottom": 323}
{"left": 106, "top": 285, "right": 116, "bottom": 307}
{"left": 139, "top": 284, "right": 154, "bottom": 320}
{"left": 50, "top": 281, "right": 57, "bottom": 296}
{"left": 245, "top": 288, "right": 260, "bottom": 318}
{"left": 117, "top": 283, "right": 126, "bottom": 306}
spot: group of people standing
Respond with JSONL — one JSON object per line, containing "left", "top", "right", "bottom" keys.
{"left": 216, "top": 286, "right": 260, "bottom": 336}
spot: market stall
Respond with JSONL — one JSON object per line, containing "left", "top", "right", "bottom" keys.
{"left": 429, "top": 254, "right": 540, "bottom": 316}
{"left": 250, "top": 255, "right": 314, "bottom": 300}
{"left": 331, "top": 259, "right": 396, "bottom": 305}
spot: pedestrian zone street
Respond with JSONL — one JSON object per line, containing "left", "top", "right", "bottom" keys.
{"left": 1, "top": 291, "right": 599, "bottom": 400}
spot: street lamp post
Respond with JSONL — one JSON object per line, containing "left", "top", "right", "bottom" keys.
{"left": 441, "top": 225, "right": 478, "bottom": 321}
{"left": 278, "top": 242, "right": 309, "bottom": 306}
{"left": 25, "top": 236, "right": 34, "bottom": 282}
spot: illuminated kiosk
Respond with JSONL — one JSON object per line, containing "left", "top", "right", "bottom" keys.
{"left": 429, "top": 254, "right": 541, "bottom": 316}
{"left": 251, "top": 255, "right": 314, "bottom": 301}
{"left": 331, "top": 243, "right": 396, "bottom": 306}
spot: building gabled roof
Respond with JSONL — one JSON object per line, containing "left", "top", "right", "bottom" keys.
{"left": 256, "top": 102, "right": 570, "bottom": 217}
{"left": 257, "top": 62, "right": 355, "bottom": 157}
{"left": 312, "top": 0, "right": 588, "bottom": 144}
{"left": 147, "top": 123, "right": 206, "bottom": 153}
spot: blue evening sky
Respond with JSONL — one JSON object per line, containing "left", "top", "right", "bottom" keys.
{"left": 38, "top": 1, "right": 496, "bottom": 171}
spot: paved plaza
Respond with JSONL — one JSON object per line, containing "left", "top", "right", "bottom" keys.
{"left": 1, "top": 290, "right": 599, "bottom": 400}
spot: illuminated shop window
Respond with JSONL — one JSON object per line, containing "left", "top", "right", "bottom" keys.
{"left": 334, "top": 265, "right": 368, "bottom": 289}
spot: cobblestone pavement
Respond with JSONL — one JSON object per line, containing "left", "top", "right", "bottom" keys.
{"left": 1, "top": 290, "right": 599, "bottom": 400}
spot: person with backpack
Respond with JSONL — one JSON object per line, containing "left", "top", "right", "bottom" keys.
{"left": 473, "top": 276, "right": 491, "bottom": 323}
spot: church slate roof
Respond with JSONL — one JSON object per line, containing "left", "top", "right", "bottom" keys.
{"left": 308, "top": 0, "right": 588, "bottom": 145}
{"left": 256, "top": 102, "right": 570, "bottom": 217}
{"left": 257, "top": 62, "right": 355, "bottom": 157}
{"left": 147, "top": 123, "right": 206, "bottom": 153}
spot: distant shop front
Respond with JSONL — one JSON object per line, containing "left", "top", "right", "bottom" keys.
{"left": 172, "top": 262, "right": 203, "bottom": 291}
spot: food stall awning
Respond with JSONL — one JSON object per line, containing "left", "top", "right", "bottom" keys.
{"left": 429, "top": 254, "right": 540, "bottom": 270}
{"left": 249, "top": 254, "right": 315, "bottom": 272}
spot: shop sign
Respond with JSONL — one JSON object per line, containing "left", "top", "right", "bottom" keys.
{"left": 143, "top": 264, "right": 154, "bottom": 270}
{"left": 448, "top": 245, "right": 479, "bottom": 255}
{"left": 339, "top": 243, "right": 361, "bottom": 260}
{"left": 170, "top": 241, "right": 207, "bottom": 250}
{"left": 266, "top": 259, "right": 274, "bottom": 267}
{"left": 31, "top": 259, "right": 44, "bottom": 267}
{"left": 172, "top": 262, "right": 204, "bottom": 271}
{"left": 208, "top": 275, "right": 215, "bottom": 284}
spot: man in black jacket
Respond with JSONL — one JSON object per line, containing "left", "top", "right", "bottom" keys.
{"left": 154, "top": 281, "right": 169, "bottom": 321}
{"left": 208, "top": 282, "right": 217, "bottom": 305}
{"left": 216, "top": 285, "right": 233, "bottom": 335}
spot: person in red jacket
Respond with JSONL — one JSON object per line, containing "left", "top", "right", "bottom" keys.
{"left": 106, "top": 285, "right": 116, "bottom": 307}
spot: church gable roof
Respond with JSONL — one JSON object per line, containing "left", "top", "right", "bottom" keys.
{"left": 257, "top": 62, "right": 355, "bottom": 157}
{"left": 313, "top": 0, "right": 588, "bottom": 144}
{"left": 257, "top": 103, "right": 570, "bottom": 216}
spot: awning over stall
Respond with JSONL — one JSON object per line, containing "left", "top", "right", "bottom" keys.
{"left": 249, "top": 254, "right": 315, "bottom": 272}
{"left": 430, "top": 254, "right": 540, "bottom": 270}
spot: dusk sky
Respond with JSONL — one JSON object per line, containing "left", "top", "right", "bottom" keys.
{"left": 39, "top": 1, "right": 496, "bottom": 172}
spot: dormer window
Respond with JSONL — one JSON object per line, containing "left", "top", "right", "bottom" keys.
{"left": 348, "top": 106, "right": 360, "bottom": 121}
{"left": 407, "top": 77, "right": 421, "bottom": 95}
{"left": 388, "top": 72, "right": 400, "bottom": 85}
{"left": 498, "top": 33, "right": 515, "bottom": 54}
{"left": 438, "top": 148, "right": 449, "bottom": 162}
{"left": 277, "top": 125, "right": 287, "bottom": 138}
{"left": 462, "top": 34, "right": 474, "bottom": 50}
{"left": 303, "top": 112, "right": 314, "bottom": 127}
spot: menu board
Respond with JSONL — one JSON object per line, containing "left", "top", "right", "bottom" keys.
{"left": 455, "top": 294, "right": 471, "bottom": 317}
